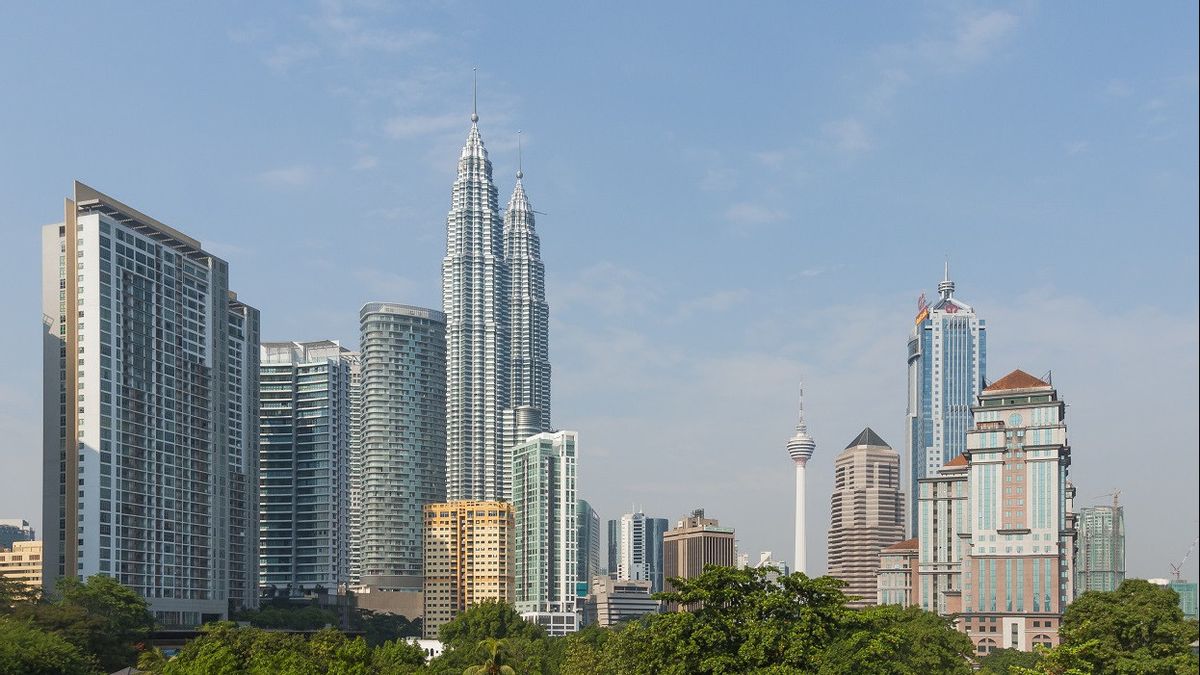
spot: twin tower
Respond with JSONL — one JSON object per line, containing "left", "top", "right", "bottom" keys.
{"left": 443, "top": 102, "right": 551, "bottom": 502}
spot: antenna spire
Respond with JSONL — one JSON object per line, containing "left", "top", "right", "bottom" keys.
{"left": 798, "top": 382, "right": 805, "bottom": 424}
{"left": 517, "top": 130, "right": 523, "bottom": 180}
{"left": 471, "top": 67, "right": 479, "bottom": 123}
{"left": 944, "top": 257, "right": 949, "bottom": 282}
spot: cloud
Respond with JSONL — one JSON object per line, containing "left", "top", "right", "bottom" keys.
{"left": 1104, "top": 79, "right": 1133, "bottom": 98}
{"left": 1064, "top": 140, "right": 1090, "bottom": 155}
{"left": 724, "top": 202, "right": 787, "bottom": 227}
{"left": 257, "top": 165, "right": 316, "bottom": 187}
{"left": 933, "top": 10, "right": 1019, "bottom": 71}
{"left": 265, "top": 44, "right": 319, "bottom": 73}
{"left": 353, "top": 268, "right": 418, "bottom": 299}
{"left": 309, "top": 0, "right": 438, "bottom": 54}
{"left": 353, "top": 155, "right": 379, "bottom": 170}
{"left": 822, "top": 118, "right": 872, "bottom": 155}
{"left": 553, "top": 262, "right": 660, "bottom": 318}
{"left": 673, "top": 289, "right": 751, "bottom": 320}
{"left": 384, "top": 113, "right": 463, "bottom": 139}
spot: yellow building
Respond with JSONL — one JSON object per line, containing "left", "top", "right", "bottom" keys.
{"left": 0, "top": 540, "right": 43, "bottom": 591}
{"left": 423, "top": 501, "right": 514, "bottom": 639}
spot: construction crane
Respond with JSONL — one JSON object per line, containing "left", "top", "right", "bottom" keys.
{"left": 1093, "top": 489, "right": 1121, "bottom": 509}
{"left": 1171, "top": 536, "right": 1199, "bottom": 581}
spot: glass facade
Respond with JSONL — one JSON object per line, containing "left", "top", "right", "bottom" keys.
{"left": 512, "top": 431, "right": 578, "bottom": 618}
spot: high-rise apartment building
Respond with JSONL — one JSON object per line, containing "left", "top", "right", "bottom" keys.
{"left": 357, "top": 303, "right": 446, "bottom": 606}
{"left": 443, "top": 106, "right": 511, "bottom": 503}
{"left": 609, "top": 512, "right": 670, "bottom": 594}
{"left": 827, "top": 428, "right": 905, "bottom": 608}
{"left": 41, "top": 182, "right": 260, "bottom": 626}
{"left": 422, "top": 501, "right": 514, "bottom": 639}
{"left": 916, "top": 453, "right": 970, "bottom": 615}
{"left": 0, "top": 519, "right": 35, "bottom": 550}
{"left": 577, "top": 499, "right": 601, "bottom": 596}
{"left": 1075, "top": 503, "right": 1125, "bottom": 595}
{"left": 957, "top": 370, "right": 1074, "bottom": 655}
{"left": 511, "top": 431, "right": 578, "bottom": 635}
{"left": 502, "top": 158, "right": 551, "bottom": 440}
{"left": 906, "top": 269, "right": 986, "bottom": 534}
{"left": 258, "top": 340, "right": 352, "bottom": 595}
{"left": 662, "top": 509, "right": 736, "bottom": 598}
{"left": 346, "top": 352, "right": 363, "bottom": 586}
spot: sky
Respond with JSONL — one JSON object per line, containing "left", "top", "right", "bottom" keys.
{"left": 0, "top": 2, "right": 1197, "bottom": 581}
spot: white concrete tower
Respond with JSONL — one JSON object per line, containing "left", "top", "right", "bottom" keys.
{"left": 786, "top": 385, "right": 816, "bottom": 575}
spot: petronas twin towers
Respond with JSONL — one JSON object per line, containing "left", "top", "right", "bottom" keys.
{"left": 442, "top": 105, "right": 551, "bottom": 502}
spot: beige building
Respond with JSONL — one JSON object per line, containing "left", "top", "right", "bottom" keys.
{"left": 582, "top": 577, "right": 660, "bottom": 627}
{"left": 877, "top": 538, "right": 918, "bottom": 607}
{"left": 827, "top": 428, "right": 906, "bottom": 608}
{"left": 0, "top": 540, "right": 43, "bottom": 591}
{"left": 422, "top": 501, "right": 514, "bottom": 639}
{"left": 662, "top": 509, "right": 735, "bottom": 606}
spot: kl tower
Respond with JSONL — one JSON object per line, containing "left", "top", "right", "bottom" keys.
{"left": 786, "top": 385, "right": 816, "bottom": 575}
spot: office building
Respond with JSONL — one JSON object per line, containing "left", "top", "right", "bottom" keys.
{"left": 258, "top": 340, "right": 352, "bottom": 595}
{"left": 502, "top": 152, "right": 552, "bottom": 442}
{"left": 512, "top": 431, "right": 578, "bottom": 635}
{"left": 827, "top": 428, "right": 905, "bottom": 608}
{"left": 877, "top": 538, "right": 918, "bottom": 607}
{"left": 738, "top": 550, "right": 791, "bottom": 577}
{"left": 957, "top": 370, "right": 1074, "bottom": 655}
{"left": 0, "top": 520, "right": 35, "bottom": 550}
{"left": 577, "top": 500, "right": 601, "bottom": 596}
{"left": 1169, "top": 580, "right": 1198, "bottom": 620}
{"left": 422, "top": 501, "right": 514, "bottom": 639}
{"left": 347, "top": 352, "right": 363, "bottom": 586}
{"left": 785, "top": 386, "right": 816, "bottom": 574}
{"left": 0, "top": 540, "right": 43, "bottom": 592}
{"left": 41, "top": 182, "right": 260, "bottom": 625}
{"left": 443, "top": 102, "right": 511, "bottom": 503}
{"left": 357, "top": 303, "right": 446, "bottom": 614}
{"left": 662, "top": 509, "right": 735, "bottom": 599}
{"left": 582, "top": 577, "right": 660, "bottom": 627}
{"left": 610, "top": 511, "right": 670, "bottom": 594}
{"left": 1075, "top": 503, "right": 1125, "bottom": 595}
{"left": 906, "top": 268, "right": 986, "bottom": 534}
{"left": 916, "top": 453, "right": 970, "bottom": 615}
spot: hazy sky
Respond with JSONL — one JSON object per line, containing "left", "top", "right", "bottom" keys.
{"left": 1, "top": 2, "right": 1197, "bottom": 581}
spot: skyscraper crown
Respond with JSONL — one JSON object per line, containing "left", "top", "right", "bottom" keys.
{"left": 786, "top": 385, "right": 816, "bottom": 463}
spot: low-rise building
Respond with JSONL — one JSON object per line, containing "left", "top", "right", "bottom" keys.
{"left": 582, "top": 577, "right": 660, "bottom": 627}
{"left": 0, "top": 540, "right": 43, "bottom": 591}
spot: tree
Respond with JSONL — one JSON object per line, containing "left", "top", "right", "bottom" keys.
{"left": 464, "top": 638, "right": 517, "bottom": 675}
{"left": 817, "top": 605, "right": 974, "bottom": 674}
{"left": 437, "top": 600, "right": 546, "bottom": 647}
{"left": 14, "top": 575, "right": 154, "bottom": 672}
{"left": 977, "top": 647, "right": 1041, "bottom": 674}
{"left": 372, "top": 638, "right": 429, "bottom": 674}
{"left": 0, "top": 616, "right": 99, "bottom": 675}
{"left": 1052, "top": 579, "right": 1199, "bottom": 675}
{"left": 353, "top": 609, "right": 422, "bottom": 646}
{"left": 0, "top": 575, "right": 41, "bottom": 608}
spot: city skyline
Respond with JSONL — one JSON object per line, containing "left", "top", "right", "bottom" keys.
{"left": 0, "top": 2, "right": 1197, "bottom": 582}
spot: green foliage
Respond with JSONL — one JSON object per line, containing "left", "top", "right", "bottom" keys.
{"left": 0, "top": 574, "right": 41, "bottom": 607}
{"left": 464, "top": 637, "right": 518, "bottom": 675}
{"left": 1048, "top": 579, "right": 1200, "bottom": 675}
{"left": 438, "top": 600, "right": 546, "bottom": 647}
{"left": 12, "top": 575, "right": 154, "bottom": 672}
{"left": 978, "top": 647, "right": 1042, "bottom": 674}
{"left": 235, "top": 603, "right": 339, "bottom": 630}
{"left": 158, "top": 624, "right": 388, "bottom": 675}
{"left": 354, "top": 609, "right": 423, "bottom": 646}
{"left": 817, "top": 604, "right": 973, "bottom": 674}
{"left": 0, "top": 617, "right": 99, "bottom": 675}
{"left": 372, "top": 638, "right": 429, "bottom": 674}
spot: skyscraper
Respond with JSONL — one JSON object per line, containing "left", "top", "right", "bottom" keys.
{"left": 0, "top": 520, "right": 35, "bottom": 550}
{"left": 577, "top": 499, "right": 602, "bottom": 595}
{"left": 258, "top": 340, "right": 352, "bottom": 595}
{"left": 827, "top": 428, "right": 905, "bottom": 608}
{"left": 662, "top": 509, "right": 736, "bottom": 598}
{"left": 785, "top": 386, "right": 816, "bottom": 575}
{"left": 957, "top": 370, "right": 1074, "bottom": 654}
{"left": 357, "top": 303, "right": 446, "bottom": 605}
{"left": 906, "top": 268, "right": 986, "bottom": 534}
{"left": 502, "top": 149, "right": 551, "bottom": 444}
{"left": 1075, "top": 502, "right": 1126, "bottom": 595}
{"left": 346, "top": 352, "right": 364, "bottom": 587}
{"left": 511, "top": 431, "right": 578, "bottom": 636}
{"left": 609, "top": 512, "right": 670, "bottom": 594}
{"left": 42, "top": 182, "right": 259, "bottom": 626}
{"left": 422, "top": 500, "right": 514, "bottom": 639}
{"left": 443, "top": 102, "right": 511, "bottom": 503}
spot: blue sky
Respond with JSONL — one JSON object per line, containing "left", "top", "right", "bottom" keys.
{"left": 1, "top": 2, "right": 1196, "bottom": 580}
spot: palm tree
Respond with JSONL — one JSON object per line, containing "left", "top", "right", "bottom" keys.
{"left": 464, "top": 637, "right": 517, "bottom": 675}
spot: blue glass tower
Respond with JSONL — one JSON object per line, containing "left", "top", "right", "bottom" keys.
{"left": 905, "top": 267, "right": 986, "bottom": 535}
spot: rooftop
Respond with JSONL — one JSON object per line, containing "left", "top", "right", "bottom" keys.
{"left": 844, "top": 427, "right": 890, "bottom": 449}
{"left": 984, "top": 369, "right": 1050, "bottom": 392}
{"left": 882, "top": 538, "right": 919, "bottom": 552}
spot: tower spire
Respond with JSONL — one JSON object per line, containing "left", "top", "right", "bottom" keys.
{"left": 517, "top": 130, "right": 523, "bottom": 180}
{"left": 938, "top": 257, "right": 955, "bottom": 299}
{"left": 471, "top": 67, "right": 479, "bottom": 123}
